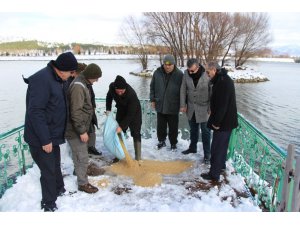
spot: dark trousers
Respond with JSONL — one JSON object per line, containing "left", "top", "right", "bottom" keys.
{"left": 116, "top": 112, "right": 141, "bottom": 142}
{"left": 29, "top": 145, "right": 64, "bottom": 207}
{"left": 188, "top": 113, "right": 211, "bottom": 159}
{"left": 209, "top": 130, "right": 232, "bottom": 180}
{"left": 157, "top": 112, "right": 179, "bottom": 145}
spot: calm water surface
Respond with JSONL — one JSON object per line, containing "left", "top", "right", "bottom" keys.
{"left": 0, "top": 59, "right": 299, "bottom": 153}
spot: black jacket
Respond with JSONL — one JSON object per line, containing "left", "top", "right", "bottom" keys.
{"left": 207, "top": 68, "right": 238, "bottom": 131}
{"left": 106, "top": 82, "right": 142, "bottom": 131}
{"left": 24, "top": 61, "right": 67, "bottom": 147}
{"left": 150, "top": 66, "right": 183, "bottom": 114}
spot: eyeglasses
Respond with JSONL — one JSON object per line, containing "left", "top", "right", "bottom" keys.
{"left": 188, "top": 67, "right": 199, "bottom": 74}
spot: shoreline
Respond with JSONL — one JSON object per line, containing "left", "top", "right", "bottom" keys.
{"left": 0, "top": 55, "right": 295, "bottom": 63}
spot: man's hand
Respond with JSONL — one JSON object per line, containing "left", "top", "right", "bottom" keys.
{"left": 116, "top": 126, "right": 122, "bottom": 133}
{"left": 212, "top": 124, "right": 220, "bottom": 130}
{"left": 80, "top": 132, "right": 89, "bottom": 143}
{"left": 180, "top": 107, "right": 187, "bottom": 113}
{"left": 42, "top": 143, "right": 53, "bottom": 153}
{"left": 151, "top": 102, "right": 155, "bottom": 110}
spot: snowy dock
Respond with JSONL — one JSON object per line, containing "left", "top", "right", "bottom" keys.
{"left": 0, "top": 134, "right": 259, "bottom": 212}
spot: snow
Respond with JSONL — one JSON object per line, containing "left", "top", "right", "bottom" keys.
{"left": 227, "top": 68, "right": 269, "bottom": 82}
{"left": 0, "top": 130, "right": 260, "bottom": 213}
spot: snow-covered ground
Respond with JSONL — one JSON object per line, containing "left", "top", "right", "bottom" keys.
{"left": 132, "top": 65, "right": 269, "bottom": 83}
{"left": 225, "top": 66, "right": 269, "bottom": 83}
{"left": 0, "top": 130, "right": 260, "bottom": 212}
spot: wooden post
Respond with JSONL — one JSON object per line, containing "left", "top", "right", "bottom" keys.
{"left": 278, "top": 144, "right": 295, "bottom": 212}
{"left": 291, "top": 155, "right": 300, "bottom": 212}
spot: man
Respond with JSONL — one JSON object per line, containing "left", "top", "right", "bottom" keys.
{"left": 180, "top": 58, "right": 211, "bottom": 164}
{"left": 66, "top": 62, "right": 101, "bottom": 156}
{"left": 86, "top": 72, "right": 102, "bottom": 156}
{"left": 201, "top": 61, "right": 238, "bottom": 182}
{"left": 150, "top": 54, "right": 183, "bottom": 151}
{"left": 24, "top": 52, "right": 78, "bottom": 212}
{"left": 65, "top": 63, "right": 102, "bottom": 194}
{"left": 106, "top": 75, "right": 142, "bottom": 160}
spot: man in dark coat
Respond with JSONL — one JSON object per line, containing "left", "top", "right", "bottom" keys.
{"left": 24, "top": 52, "right": 78, "bottom": 211}
{"left": 106, "top": 75, "right": 142, "bottom": 160}
{"left": 201, "top": 61, "right": 238, "bottom": 182}
{"left": 150, "top": 54, "right": 183, "bottom": 151}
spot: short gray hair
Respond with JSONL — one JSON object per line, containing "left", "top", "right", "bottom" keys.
{"left": 187, "top": 58, "right": 199, "bottom": 68}
{"left": 207, "top": 61, "right": 221, "bottom": 70}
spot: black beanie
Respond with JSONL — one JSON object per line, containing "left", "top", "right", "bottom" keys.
{"left": 114, "top": 75, "right": 127, "bottom": 89}
{"left": 53, "top": 52, "right": 78, "bottom": 71}
{"left": 82, "top": 63, "right": 102, "bottom": 79}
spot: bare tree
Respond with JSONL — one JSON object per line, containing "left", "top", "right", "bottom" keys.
{"left": 120, "top": 16, "right": 149, "bottom": 70}
{"left": 194, "top": 12, "right": 235, "bottom": 65}
{"left": 144, "top": 12, "right": 191, "bottom": 67}
{"left": 234, "top": 12, "right": 272, "bottom": 67}
{"left": 142, "top": 12, "right": 271, "bottom": 68}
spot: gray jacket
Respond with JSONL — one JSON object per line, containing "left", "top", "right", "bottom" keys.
{"left": 180, "top": 67, "right": 211, "bottom": 123}
{"left": 150, "top": 66, "right": 183, "bottom": 115}
{"left": 65, "top": 74, "right": 94, "bottom": 139}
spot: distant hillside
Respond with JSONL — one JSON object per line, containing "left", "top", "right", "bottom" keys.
{"left": 0, "top": 40, "right": 161, "bottom": 56}
{"left": 0, "top": 40, "right": 69, "bottom": 51}
{"left": 272, "top": 44, "right": 300, "bottom": 57}
{"left": 0, "top": 40, "right": 45, "bottom": 51}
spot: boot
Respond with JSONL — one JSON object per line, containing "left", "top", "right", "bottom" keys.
{"left": 88, "top": 146, "right": 102, "bottom": 156}
{"left": 156, "top": 141, "right": 166, "bottom": 150}
{"left": 78, "top": 183, "right": 98, "bottom": 194}
{"left": 134, "top": 141, "right": 141, "bottom": 161}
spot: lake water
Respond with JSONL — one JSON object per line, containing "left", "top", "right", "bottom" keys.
{"left": 0, "top": 59, "right": 299, "bottom": 153}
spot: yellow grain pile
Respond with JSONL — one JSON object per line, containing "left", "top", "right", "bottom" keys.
{"left": 108, "top": 137, "right": 193, "bottom": 187}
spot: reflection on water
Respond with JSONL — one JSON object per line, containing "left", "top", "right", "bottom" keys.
{"left": 0, "top": 59, "right": 299, "bottom": 153}
{"left": 235, "top": 61, "right": 300, "bottom": 153}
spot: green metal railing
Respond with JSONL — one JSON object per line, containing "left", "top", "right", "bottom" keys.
{"left": 228, "top": 113, "right": 287, "bottom": 211}
{"left": 0, "top": 125, "right": 32, "bottom": 197}
{"left": 0, "top": 98, "right": 290, "bottom": 211}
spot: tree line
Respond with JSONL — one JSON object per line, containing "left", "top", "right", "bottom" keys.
{"left": 121, "top": 12, "right": 272, "bottom": 69}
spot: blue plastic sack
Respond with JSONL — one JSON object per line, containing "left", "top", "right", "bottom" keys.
{"left": 103, "top": 114, "right": 126, "bottom": 160}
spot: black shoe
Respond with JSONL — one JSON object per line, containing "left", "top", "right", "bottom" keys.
{"left": 182, "top": 149, "right": 196, "bottom": 155}
{"left": 57, "top": 187, "right": 66, "bottom": 197}
{"left": 204, "top": 158, "right": 210, "bottom": 165}
{"left": 200, "top": 173, "right": 219, "bottom": 182}
{"left": 88, "top": 146, "right": 102, "bottom": 155}
{"left": 112, "top": 157, "right": 120, "bottom": 163}
{"left": 170, "top": 144, "right": 177, "bottom": 151}
{"left": 41, "top": 202, "right": 57, "bottom": 212}
{"left": 43, "top": 206, "right": 58, "bottom": 212}
{"left": 156, "top": 141, "right": 166, "bottom": 150}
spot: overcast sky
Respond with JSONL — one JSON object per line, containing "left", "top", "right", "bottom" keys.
{"left": 1, "top": 1, "right": 299, "bottom": 47}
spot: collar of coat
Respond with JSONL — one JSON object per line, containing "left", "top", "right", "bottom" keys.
{"left": 210, "top": 68, "right": 228, "bottom": 85}
{"left": 48, "top": 61, "right": 64, "bottom": 83}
